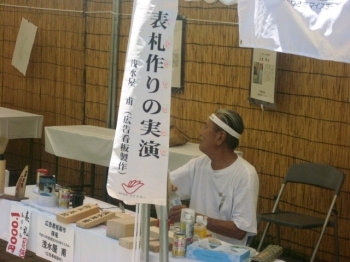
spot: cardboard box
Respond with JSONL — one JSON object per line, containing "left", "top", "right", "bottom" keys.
{"left": 186, "top": 240, "right": 250, "bottom": 262}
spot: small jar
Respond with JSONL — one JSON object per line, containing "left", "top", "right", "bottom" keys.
{"left": 36, "top": 168, "right": 49, "bottom": 188}
{"left": 72, "top": 190, "right": 85, "bottom": 208}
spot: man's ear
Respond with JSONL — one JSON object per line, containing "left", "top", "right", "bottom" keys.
{"left": 216, "top": 130, "right": 227, "bottom": 145}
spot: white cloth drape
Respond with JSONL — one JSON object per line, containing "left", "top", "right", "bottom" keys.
{"left": 238, "top": 0, "right": 350, "bottom": 63}
{"left": 107, "top": 0, "right": 178, "bottom": 206}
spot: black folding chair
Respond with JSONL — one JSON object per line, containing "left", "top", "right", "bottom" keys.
{"left": 257, "top": 163, "right": 344, "bottom": 262}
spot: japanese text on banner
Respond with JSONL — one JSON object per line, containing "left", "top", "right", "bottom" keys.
{"left": 107, "top": 0, "right": 178, "bottom": 206}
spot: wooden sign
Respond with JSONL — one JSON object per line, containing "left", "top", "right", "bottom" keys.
{"left": 0, "top": 165, "right": 29, "bottom": 201}
{"left": 15, "top": 165, "right": 28, "bottom": 199}
{"left": 56, "top": 204, "right": 99, "bottom": 224}
{"left": 76, "top": 210, "right": 116, "bottom": 229}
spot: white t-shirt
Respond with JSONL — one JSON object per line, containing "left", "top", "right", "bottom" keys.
{"left": 170, "top": 154, "right": 259, "bottom": 245}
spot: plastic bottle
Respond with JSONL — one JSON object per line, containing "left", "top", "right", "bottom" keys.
{"left": 169, "top": 191, "right": 182, "bottom": 209}
{"left": 180, "top": 209, "right": 195, "bottom": 244}
{"left": 193, "top": 215, "right": 207, "bottom": 241}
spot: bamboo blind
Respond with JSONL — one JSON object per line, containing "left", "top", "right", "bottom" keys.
{"left": 0, "top": 1, "right": 349, "bottom": 261}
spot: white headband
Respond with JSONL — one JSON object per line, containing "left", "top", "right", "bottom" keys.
{"left": 209, "top": 114, "right": 241, "bottom": 140}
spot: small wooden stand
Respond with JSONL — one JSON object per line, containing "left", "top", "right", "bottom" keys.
{"left": 0, "top": 165, "right": 29, "bottom": 201}
{"left": 0, "top": 194, "right": 28, "bottom": 201}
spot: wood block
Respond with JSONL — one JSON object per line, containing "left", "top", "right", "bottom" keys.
{"left": 56, "top": 204, "right": 99, "bottom": 224}
{"left": 106, "top": 217, "right": 158, "bottom": 239}
{"left": 106, "top": 217, "right": 135, "bottom": 239}
{"left": 118, "top": 237, "right": 136, "bottom": 249}
{"left": 102, "top": 211, "right": 133, "bottom": 226}
{"left": 149, "top": 240, "right": 172, "bottom": 253}
{"left": 149, "top": 226, "right": 174, "bottom": 244}
{"left": 149, "top": 217, "right": 158, "bottom": 227}
{"left": 119, "top": 236, "right": 157, "bottom": 250}
{"left": 118, "top": 237, "right": 171, "bottom": 253}
{"left": 115, "top": 212, "right": 134, "bottom": 219}
{"left": 76, "top": 211, "right": 116, "bottom": 229}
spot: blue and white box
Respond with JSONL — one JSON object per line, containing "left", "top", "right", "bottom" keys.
{"left": 186, "top": 239, "right": 250, "bottom": 262}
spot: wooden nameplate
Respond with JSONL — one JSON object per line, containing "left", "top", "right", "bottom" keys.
{"left": 76, "top": 210, "right": 116, "bottom": 229}
{"left": 56, "top": 204, "right": 100, "bottom": 224}
{"left": 0, "top": 194, "right": 28, "bottom": 201}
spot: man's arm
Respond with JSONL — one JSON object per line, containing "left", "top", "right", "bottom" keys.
{"left": 206, "top": 216, "right": 246, "bottom": 240}
{"left": 169, "top": 205, "right": 246, "bottom": 240}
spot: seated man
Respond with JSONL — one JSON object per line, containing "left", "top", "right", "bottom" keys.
{"left": 169, "top": 109, "right": 259, "bottom": 246}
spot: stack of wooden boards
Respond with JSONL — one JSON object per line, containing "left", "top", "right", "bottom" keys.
{"left": 55, "top": 204, "right": 170, "bottom": 253}
{"left": 56, "top": 204, "right": 211, "bottom": 253}
{"left": 106, "top": 212, "right": 170, "bottom": 252}
{"left": 106, "top": 214, "right": 212, "bottom": 252}
{"left": 56, "top": 204, "right": 116, "bottom": 228}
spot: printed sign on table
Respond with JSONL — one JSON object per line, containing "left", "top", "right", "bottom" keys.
{"left": 6, "top": 204, "right": 32, "bottom": 258}
{"left": 36, "top": 215, "right": 74, "bottom": 262}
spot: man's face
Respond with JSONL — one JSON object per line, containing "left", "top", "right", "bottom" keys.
{"left": 199, "top": 118, "right": 219, "bottom": 154}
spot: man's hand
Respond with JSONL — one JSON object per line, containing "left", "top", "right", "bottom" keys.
{"left": 168, "top": 204, "right": 187, "bottom": 223}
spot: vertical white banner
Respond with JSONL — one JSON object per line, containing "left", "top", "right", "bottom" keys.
{"left": 107, "top": 0, "right": 178, "bottom": 206}
{"left": 6, "top": 204, "right": 32, "bottom": 258}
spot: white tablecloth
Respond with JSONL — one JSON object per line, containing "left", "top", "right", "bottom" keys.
{"left": 44, "top": 125, "right": 204, "bottom": 170}
{"left": 0, "top": 186, "right": 199, "bottom": 262}
{"left": 45, "top": 125, "right": 115, "bottom": 167}
{"left": 0, "top": 107, "right": 43, "bottom": 139}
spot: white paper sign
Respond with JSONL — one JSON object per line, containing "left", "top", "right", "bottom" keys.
{"left": 238, "top": 0, "right": 350, "bottom": 63}
{"left": 107, "top": 0, "right": 178, "bottom": 206}
{"left": 6, "top": 205, "right": 32, "bottom": 258}
{"left": 172, "top": 19, "right": 183, "bottom": 89}
{"left": 250, "top": 49, "right": 277, "bottom": 104}
{"left": 12, "top": 18, "right": 37, "bottom": 75}
{"left": 36, "top": 215, "right": 74, "bottom": 262}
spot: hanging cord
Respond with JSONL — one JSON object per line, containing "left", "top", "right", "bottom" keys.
{"left": 132, "top": 203, "right": 142, "bottom": 262}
